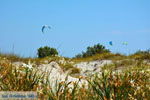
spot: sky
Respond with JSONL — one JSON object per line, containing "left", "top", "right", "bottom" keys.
{"left": 0, "top": 0, "right": 150, "bottom": 57}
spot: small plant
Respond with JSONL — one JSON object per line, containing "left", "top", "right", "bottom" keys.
{"left": 70, "top": 67, "right": 80, "bottom": 75}
{"left": 88, "top": 68, "right": 150, "bottom": 100}
{"left": 37, "top": 46, "right": 58, "bottom": 58}
{"left": 0, "top": 63, "right": 45, "bottom": 91}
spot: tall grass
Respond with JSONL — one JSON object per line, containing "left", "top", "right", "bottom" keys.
{"left": 72, "top": 52, "right": 126, "bottom": 63}
{"left": 0, "top": 63, "right": 45, "bottom": 91}
{"left": 88, "top": 67, "right": 150, "bottom": 100}
{"left": 0, "top": 61, "right": 149, "bottom": 99}
{"left": 0, "top": 52, "right": 150, "bottom": 99}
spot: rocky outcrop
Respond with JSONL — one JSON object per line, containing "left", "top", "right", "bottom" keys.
{"left": 74, "top": 60, "right": 112, "bottom": 76}
{"left": 37, "top": 61, "right": 87, "bottom": 88}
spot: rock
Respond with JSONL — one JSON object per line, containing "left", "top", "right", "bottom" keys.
{"left": 74, "top": 60, "right": 112, "bottom": 76}
{"left": 37, "top": 61, "right": 88, "bottom": 88}
{"left": 12, "top": 61, "right": 33, "bottom": 69}
{"left": 12, "top": 62, "right": 24, "bottom": 67}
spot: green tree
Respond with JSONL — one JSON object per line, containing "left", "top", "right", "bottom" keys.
{"left": 37, "top": 46, "right": 58, "bottom": 58}
{"left": 75, "top": 43, "right": 110, "bottom": 58}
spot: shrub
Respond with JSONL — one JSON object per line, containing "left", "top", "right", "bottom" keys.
{"left": 37, "top": 46, "right": 58, "bottom": 58}
{"left": 130, "top": 49, "right": 150, "bottom": 60}
{"left": 70, "top": 67, "right": 80, "bottom": 74}
{"left": 75, "top": 43, "right": 110, "bottom": 58}
{"left": 134, "top": 49, "right": 150, "bottom": 55}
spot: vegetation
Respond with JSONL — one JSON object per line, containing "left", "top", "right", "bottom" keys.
{"left": 0, "top": 48, "right": 150, "bottom": 99}
{"left": 73, "top": 52, "right": 126, "bottom": 63}
{"left": 88, "top": 66, "right": 150, "bottom": 100}
{"left": 75, "top": 43, "right": 110, "bottom": 58}
{"left": 130, "top": 49, "right": 150, "bottom": 60}
{"left": 37, "top": 46, "right": 58, "bottom": 58}
{"left": 0, "top": 59, "right": 149, "bottom": 99}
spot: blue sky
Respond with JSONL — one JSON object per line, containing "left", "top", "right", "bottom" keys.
{"left": 0, "top": 0, "right": 150, "bottom": 57}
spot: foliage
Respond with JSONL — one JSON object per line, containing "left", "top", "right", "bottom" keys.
{"left": 60, "top": 63, "right": 80, "bottom": 75}
{"left": 130, "top": 49, "right": 150, "bottom": 60}
{"left": 88, "top": 67, "right": 150, "bottom": 100}
{"left": 134, "top": 49, "right": 150, "bottom": 55}
{"left": 0, "top": 62, "right": 45, "bottom": 91}
{"left": 37, "top": 46, "right": 58, "bottom": 58}
{"left": 75, "top": 43, "right": 110, "bottom": 58}
{"left": 0, "top": 51, "right": 150, "bottom": 99}
{"left": 73, "top": 53, "right": 125, "bottom": 63}
{"left": 0, "top": 58, "right": 150, "bottom": 99}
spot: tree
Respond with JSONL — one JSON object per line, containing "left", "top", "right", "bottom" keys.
{"left": 75, "top": 43, "right": 110, "bottom": 58}
{"left": 37, "top": 46, "right": 58, "bottom": 58}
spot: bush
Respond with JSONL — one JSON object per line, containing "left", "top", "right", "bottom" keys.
{"left": 130, "top": 49, "right": 150, "bottom": 60}
{"left": 37, "top": 46, "right": 58, "bottom": 58}
{"left": 134, "top": 49, "right": 150, "bottom": 55}
{"left": 75, "top": 43, "right": 110, "bottom": 58}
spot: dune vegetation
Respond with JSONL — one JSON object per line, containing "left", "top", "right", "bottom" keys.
{"left": 0, "top": 47, "right": 150, "bottom": 100}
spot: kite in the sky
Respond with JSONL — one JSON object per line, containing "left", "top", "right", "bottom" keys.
{"left": 42, "top": 25, "right": 51, "bottom": 33}
{"left": 109, "top": 41, "right": 113, "bottom": 46}
{"left": 122, "top": 42, "right": 128, "bottom": 45}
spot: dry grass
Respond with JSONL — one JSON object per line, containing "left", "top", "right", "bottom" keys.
{"left": 72, "top": 52, "right": 126, "bottom": 63}
{"left": 0, "top": 52, "right": 150, "bottom": 99}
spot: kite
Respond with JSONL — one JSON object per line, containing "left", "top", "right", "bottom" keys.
{"left": 122, "top": 42, "right": 128, "bottom": 45}
{"left": 109, "top": 41, "right": 113, "bottom": 46}
{"left": 42, "top": 25, "right": 51, "bottom": 33}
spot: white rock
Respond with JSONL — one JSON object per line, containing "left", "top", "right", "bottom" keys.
{"left": 74, "top": 60, "right": 112, "bottom": 76}
{"left": 37, "top": 61, "right": 88, "bottom": 88}
{"left": 12, "top": 61, "right": 33, "bottom": 69}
